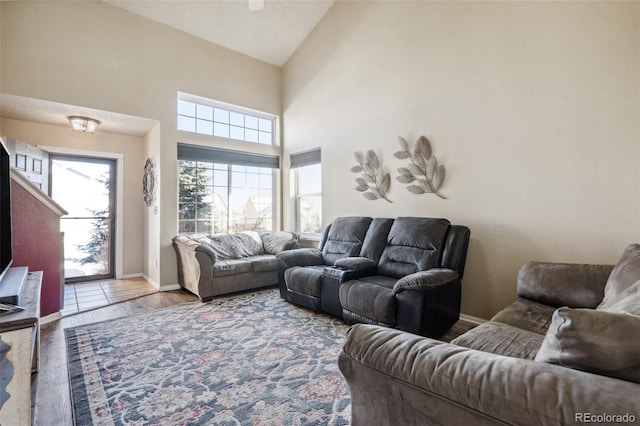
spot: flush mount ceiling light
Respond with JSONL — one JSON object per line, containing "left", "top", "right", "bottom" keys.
{"left": 248, "top": 0, "right": 264, "bottom": 11}
{"left": 67, "top": 116, "right": 101, "bottom": 133}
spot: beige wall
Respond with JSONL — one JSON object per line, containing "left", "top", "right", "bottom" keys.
{"left": 283, "top": 1, "right": 640, "bottom": 319}
{"left": 1, "top": 117, "right": 145, "bottom": 278}
{"left": 143, "top": 122, "right": 162, "bottom": 285}
{"left": 2, "top": 0, "right": 639, "bottom": 318}
{"left": 0, "top": 1, "right": 282, "bottom": 286}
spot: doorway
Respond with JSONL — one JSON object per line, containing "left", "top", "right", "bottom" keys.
{"left": 49, "top": 155, "right": 116, "bottom": 283}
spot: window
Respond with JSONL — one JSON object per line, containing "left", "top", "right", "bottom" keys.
{"left": 177, "top": 96, "right": 275, "bottom": 145}
{"left": 291, "top": 149, "right": 322, "bottom": 235}
{"left": 178, "top": 144, "right": 278, "bottom": 234}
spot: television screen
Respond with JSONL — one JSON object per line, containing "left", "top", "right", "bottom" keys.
{"left": 0, "top": 139, "right": 12, "bottom": 282}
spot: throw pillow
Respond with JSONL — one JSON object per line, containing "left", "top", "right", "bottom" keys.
{"left": 210, "top": 232, "right": 264, "bottom": 258}
{"left": 535, "top": 307, "right": 640, "bottom": 384}
{"left": 598, "top": 244, "right": 640, "bottom": 309}
{"left": 260, "top": 231, "right": 298, "bottom": 254}
{"left": 195, "top": 237, "right": 235, "bottom": 260}
{"left": 602, "top": 279, "right": 640, "bottom": 316}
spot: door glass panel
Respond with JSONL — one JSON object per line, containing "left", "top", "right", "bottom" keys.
{"left": 50, "top": 157, "right": 115, "bottom": 282}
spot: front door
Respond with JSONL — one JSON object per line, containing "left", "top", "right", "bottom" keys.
{"left": 49, "top": 155, "right": 116, "bottom": 282}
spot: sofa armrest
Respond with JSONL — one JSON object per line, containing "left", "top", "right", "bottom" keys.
{"left": 275, "top": 248, "right": 323, "bottom": 268}
{"left": 393, "top": 268, "right": 458, "bottom": 293}
{"left": 323, "top": 266, "right": 376, "bottom": 283}
{"left": 517, "top": 261, "right": 614, "bottom": 308}
{"left": 172, "top": 236, "right": 217, "bottom": 262}
{"left": 339, "top": 324, "right": 640, "bottom": 426}
{"left": 172, "top": 236, "right": 218, "bottom": 300}
{"left": 334, "top": 256, "right": 377, "bottom": 271}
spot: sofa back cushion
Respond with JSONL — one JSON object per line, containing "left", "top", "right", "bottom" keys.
{"left": 360, "top": 218, "right": 395, "bottom": 263}
{"left": 378, "top": 217, "right": 450, "bottom": 279}
{"left": 598, "top": 244, "right": 640, "bottom": 309}
{"left": 321, "top": 216, "right": 373, "bottom": 265}
{"left": 208, "top": 232, "right": 264, "bottom": 259}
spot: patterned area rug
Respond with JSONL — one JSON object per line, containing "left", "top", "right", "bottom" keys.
{"left": 65, "top": 289, "right": 351, "bottom": 425}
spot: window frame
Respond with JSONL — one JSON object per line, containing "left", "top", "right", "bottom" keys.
{"left": 178, "top": 159, "right": 276, "bottom": 234}
{"left": 291, "top": 148, "right": 323, "bottom": 236}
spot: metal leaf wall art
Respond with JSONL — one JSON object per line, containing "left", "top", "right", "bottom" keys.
{"left": 394, "top": 136, "right": 447, "bottom": 199}
{"left": 351, "top": 150, "right": 393, "bottom": 203}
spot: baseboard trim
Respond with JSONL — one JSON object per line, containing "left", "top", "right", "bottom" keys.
{"left": 40, "top": 312, "right": 61, "bottom": 325}
{"left": 122, "top": 273, "right": 143, "bottom": 279}
{"left": 159, "top": 284, "right": 181, "bottom": 292}
{"left": 141, "top": 274, "right": 160, "bottom": 289}
{"left": 138, "top": 274, "right": 180, "bottom": 292}
{"left": 460, "top": 313, "right": 487, "bottom": 325}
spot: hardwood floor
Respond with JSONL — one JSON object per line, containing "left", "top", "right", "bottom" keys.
{"left": 33, "top": 289, "right": 197, "bottom": 426}
{"left": 33, "top": 289, "right": 476, "bottom": 425}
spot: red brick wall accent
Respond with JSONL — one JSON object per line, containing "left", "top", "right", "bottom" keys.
{"left": 10, "top": 180, "right": 63, "bottom": 316}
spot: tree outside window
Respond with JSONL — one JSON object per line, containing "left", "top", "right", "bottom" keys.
{"left": 178, "top": 160, "right": 273, "bottom": 234}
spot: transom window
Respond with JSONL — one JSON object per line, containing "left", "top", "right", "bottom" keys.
{"left": 177, "top": 98, "right": 274, "bottom": 145}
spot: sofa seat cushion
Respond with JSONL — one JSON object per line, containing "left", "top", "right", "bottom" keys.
{"left": 340, "top": 276, "right": 398, "bottom": 326}
{"left": 213, "top": 258, "right": 253, "bottom": 277}
{"left": 285, "top": 265, "right": 325, "bottom": 298}
{"left": 451, "top": 322, "right": 544, "bottom": 360}
{"left": 491, "top": 298, "right": 557, "bottom": 335}
{"left": 250, "top": 254, "right": 278, "bottom": 273}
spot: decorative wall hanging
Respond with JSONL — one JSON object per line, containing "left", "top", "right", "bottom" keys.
{"left": 394, "top": 136, "right": 447, "bottom": 199}
{"left": 143, "top": 157, "right": 157, "bottom": 207}
{"left": 351, "top": 150, "right": 393, "bottom": 203}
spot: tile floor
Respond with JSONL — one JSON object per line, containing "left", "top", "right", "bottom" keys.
{"left": 61, "top": 277, "right": 157, "bottom": 316}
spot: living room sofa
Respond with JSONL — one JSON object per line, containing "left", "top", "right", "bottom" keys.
{"left": 338, "top": 244, "right": 640, "bottom": 425}
{"left": 172, "top": 231, "right": 299, "bottom": 301}
{"left": 276, "top": 216, "right": 470, "bottom": 338}
{"left": 274, "top": 216, "right": 376, "bottom": 308}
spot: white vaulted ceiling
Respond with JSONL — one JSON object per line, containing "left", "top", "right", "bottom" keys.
{"left": 105, "top": 0, "right": 336, "bottom": 67}
{"left": 1, "top": 1, "right": 335, "bottom": 135}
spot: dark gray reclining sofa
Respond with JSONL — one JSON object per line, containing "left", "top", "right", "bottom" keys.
{"left": 276, "top": 216, "right": 470, "bottom": 337}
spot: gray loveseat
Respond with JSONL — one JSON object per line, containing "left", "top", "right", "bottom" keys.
{"left": 172, "top": 231, "right": 299, "bottom": 301}
{"left": 339, "top": 244, "right": 640, "bottom": 425}
{"left": 277, "top": 216, "right": 470, "bottom": 338}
